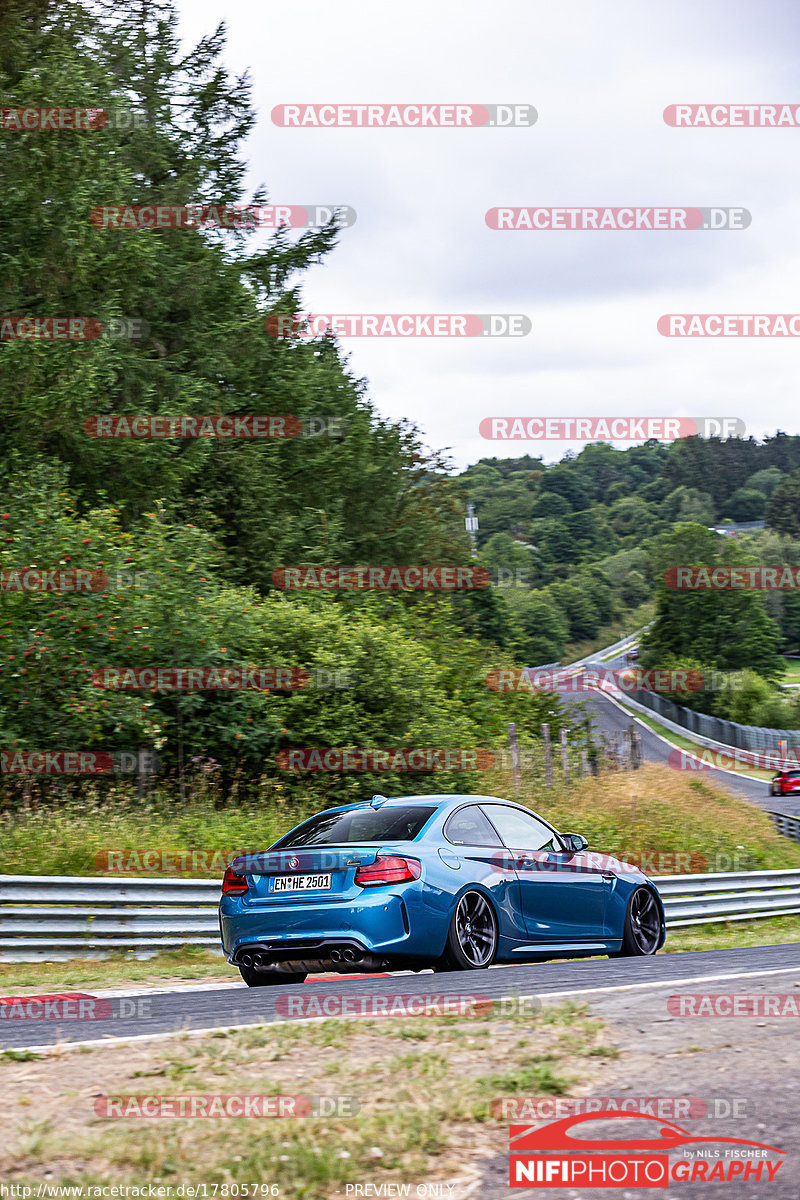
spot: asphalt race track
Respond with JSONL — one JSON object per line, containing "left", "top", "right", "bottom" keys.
{"left": 3, "top": 944, "right": 800, "bottom": 1052}
{"left": 565, "top": 648, "right": 799, "bottom": 812}
{"left": 573, "top": 689, "right": 776, "bottom": 806}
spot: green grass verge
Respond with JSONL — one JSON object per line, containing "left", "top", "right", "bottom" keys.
{"left": 781, "top": 656, "right": 800, "bottom": 684}
{"left": 663, "top": 914, "right": 800, "bottom": 953}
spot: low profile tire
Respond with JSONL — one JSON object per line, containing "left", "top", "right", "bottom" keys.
{"left": 438, "top": 889, "right": 498, "bottom": 971}
{"left": 238, "top": 964, "right": 307, "bottom": 987}
{"left": 614, "top": 887, "right": 662, "bottom": 957}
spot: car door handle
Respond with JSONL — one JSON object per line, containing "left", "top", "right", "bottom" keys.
{"left": 601, "top": 873, "right": 615, "bottom": 882}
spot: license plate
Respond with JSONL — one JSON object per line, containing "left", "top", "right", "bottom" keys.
{"left": 268, "top": 873, "right": 332, "bottom": 893}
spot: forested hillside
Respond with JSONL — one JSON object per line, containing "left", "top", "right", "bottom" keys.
{"left": 455, "top": 442, "right": 800, "bottom": 727}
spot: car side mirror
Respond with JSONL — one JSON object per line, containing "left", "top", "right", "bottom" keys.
{"left": 562, "top": 833, "right": 588, "bottom": 853}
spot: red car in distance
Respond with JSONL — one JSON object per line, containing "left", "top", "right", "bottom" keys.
{"left": 769, "top": 768, "right": 800, "bottom": 797}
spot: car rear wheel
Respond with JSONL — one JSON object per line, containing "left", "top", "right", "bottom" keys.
{"left": 614, "top": 886, "right": 662, "bottom": 957}
{"left": 439, "top": 890, "right": 498, "bottom": 970}
{"left": 238, "top": 964, "right": 307, "bottom": 987}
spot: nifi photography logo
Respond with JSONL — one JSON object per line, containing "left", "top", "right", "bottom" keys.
{"left": 508, "top": 1111, "right": 783, "bottom": 1188}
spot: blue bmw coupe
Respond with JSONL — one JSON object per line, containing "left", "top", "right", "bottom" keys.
{"left": 219, "top": 793, "right": 666, "bottom": 985}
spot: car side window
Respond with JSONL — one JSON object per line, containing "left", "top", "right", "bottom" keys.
{"left": 481, "top": 804, "right": 561, "bottom": 852}
{"left": 444, "top": 805, "right": 504, "bottom": 847}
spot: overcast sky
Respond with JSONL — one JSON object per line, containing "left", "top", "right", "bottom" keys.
{"left": 175, "top": 0, "right": 800, "bottom": 470}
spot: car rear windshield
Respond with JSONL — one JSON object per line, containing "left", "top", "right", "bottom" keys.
{"left": 272, "top": 805, "right": 437, "bottom": 848}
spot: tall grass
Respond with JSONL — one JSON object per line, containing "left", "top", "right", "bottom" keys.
{"left": 0, "top": 775, "right": 321, "bottom": 876}
{"left": 2, "top": 762, "right": 799, "bottom": 876}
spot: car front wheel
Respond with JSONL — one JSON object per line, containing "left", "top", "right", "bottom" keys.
{"left": 439, "top": 890, "right": 498, "bottom": 970}
{"left": 614, "top": 887, "right": 662, "bottom": 957}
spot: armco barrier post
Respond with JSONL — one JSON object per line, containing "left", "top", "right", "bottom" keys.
{"left": 508, "top": 722, "right": 521, "bottom": 795}
{"left": 624, "top": 727, "right": 635, "bottom": 770}
{"left": 560, "top": 728, "right": 569, "bottom": 784}
{"left": 542, "top": 724, "right": 553, "bottom": 787}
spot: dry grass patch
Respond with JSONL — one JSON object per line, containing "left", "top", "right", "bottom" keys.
{"left": 0, "top": 1001, "right": 613, "bottom": 1196}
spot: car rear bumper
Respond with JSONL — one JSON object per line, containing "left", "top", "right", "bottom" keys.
{"left": 219, "top": 887, "right": 445, "bottom": 966}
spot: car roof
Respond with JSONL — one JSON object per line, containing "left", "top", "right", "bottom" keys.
{"left": 320, "top": 794, "right": 520, "bottom": 815}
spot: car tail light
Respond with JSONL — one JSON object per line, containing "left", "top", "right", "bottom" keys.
{"left": 354, "top": 855, "right": 421, "bottom": 887}
{"left": 222, "top": 865, "right": 249, "bottom": 896}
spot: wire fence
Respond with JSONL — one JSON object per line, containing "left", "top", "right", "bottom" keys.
{"left": 632, "top": 689, "right": 800, "bottom": 752}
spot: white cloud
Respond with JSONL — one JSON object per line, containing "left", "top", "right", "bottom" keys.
{"left": 174, "top": 0, "right": 800, "bottom": 466}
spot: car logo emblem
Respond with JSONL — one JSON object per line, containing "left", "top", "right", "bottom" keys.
{"left": 288, "top": 857, "right": 299, "bottom": 870}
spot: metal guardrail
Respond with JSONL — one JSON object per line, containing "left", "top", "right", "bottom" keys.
{"left": 564, "top": 630, "right": 644, "bottom": 669}
{"left": 655, "top": 868, "right": 800, "bottom": 927}
{"left": 631, "top": 688, "right": 800, "bottom": 753}
{"left": 0, "top": 876, "right": 221, "bottom": 961}
{"left": 768, "top": 811, "right": 800, "bottom": 843}
{"left": 527, "top": 626, "right": 649, "bottom": 677}
{"left": 2, "top": 868, "right": 800, "bottom": 960}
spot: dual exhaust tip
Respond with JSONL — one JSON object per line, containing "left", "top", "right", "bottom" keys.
{"left": 330, "top": 947, "right": 362, "bottom": 964}
{"left": 240, "top": 951, "right": 268, "bottom": 969}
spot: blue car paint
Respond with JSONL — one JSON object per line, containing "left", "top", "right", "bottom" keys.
{"left": 218, "top": 793, "right": 665, "bottom": 968}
